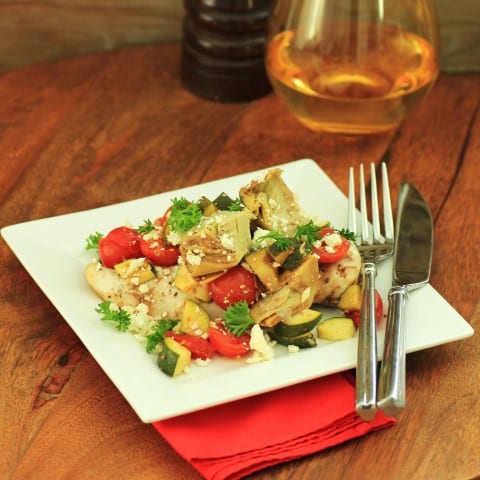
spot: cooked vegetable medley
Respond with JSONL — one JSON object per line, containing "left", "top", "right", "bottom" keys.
{"left": 84, "top": 168, "right": 380, "bottom": 377}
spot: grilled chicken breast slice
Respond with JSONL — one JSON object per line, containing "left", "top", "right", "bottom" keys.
{"left": 314, "top": 243, "right": 362, "bottom": 306}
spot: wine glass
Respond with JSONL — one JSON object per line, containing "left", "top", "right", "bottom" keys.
{"left": 265, "top": 0, "right": 440, "bottom": 134}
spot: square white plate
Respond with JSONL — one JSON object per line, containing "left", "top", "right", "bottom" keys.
{"left": 1, "top": 159, "right": 473, "bottom": 422}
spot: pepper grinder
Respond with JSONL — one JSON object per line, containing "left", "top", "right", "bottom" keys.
{"left": 181, "top": 0, "right": 273, "bottom": 102}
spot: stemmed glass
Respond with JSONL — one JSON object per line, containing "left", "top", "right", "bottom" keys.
{"left": 265, "top": 0, "right": 440, "bottom": 134}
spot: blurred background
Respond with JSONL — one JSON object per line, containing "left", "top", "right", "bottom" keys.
{"left": 0, "top": 0, "right": 478, "bottom": 75}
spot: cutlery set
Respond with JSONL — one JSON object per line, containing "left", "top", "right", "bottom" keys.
{"left": 348, "top": 163, "right": 434, "bottom": 421}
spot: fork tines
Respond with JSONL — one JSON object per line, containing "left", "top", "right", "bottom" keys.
{"left": 348, "top": 163, "right": 394, "bottom": 256}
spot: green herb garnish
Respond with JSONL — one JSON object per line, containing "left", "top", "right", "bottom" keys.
{"left": 167, "top": 197, "right": 203, "bottom": 233}
{"left": 137, "top": 219, "right": 155, "bottom": 234}
{"left": 146, "top": 319, "right": 178, "bottom": 353}
{"left": 227, "top": 197, "right": 244, "bottom": 211}
{"left": 256, "top": 230, "right": 296, "bottom": 251}
{"left": 224, "top": 301, "right": 255, "bottom": 336}
{"left": 294, "top": 221, "right": 321, "bottom": 249}
{"left": 338, "top": 228, "right": 358, "bottom": 242}
{"left": 95, "top": 301, "right": 131, "bottom": 332}
{"left": 85, "top": 232, "right": 103, "bottom": 251}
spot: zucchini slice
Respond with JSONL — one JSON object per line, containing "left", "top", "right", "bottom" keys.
{"left": 273, "top": 309, "right": 322, "bottom": 338}
{"left": 272, "top": 331, "right": 317, "bottom": 349}
{"left": 338, "top": 284, "right": 362, "bottom": 312}
{"left": 317, "top": 317, "right": 356, "bottom": 341}
{"left": 197, "top": 196, "right": 218, "bottom": 216}
{"left": 180, "top": 300, "right": 210, "bottom": 335}
{"left": 157, "top": 337, "right": 191, "bottom": 377}
{"left": 213, "top": 192, "right": 236, "bottom": 210}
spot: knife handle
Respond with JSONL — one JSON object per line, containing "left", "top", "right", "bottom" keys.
{"left": 377, "top": 285, "right": 408, "bottom": 416}
{"left": 356, "top": 262, "right": 378, "bottom": 421}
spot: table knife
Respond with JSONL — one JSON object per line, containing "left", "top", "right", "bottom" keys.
{"left": 377, "top": 182, "right": 433, "bottom": 417}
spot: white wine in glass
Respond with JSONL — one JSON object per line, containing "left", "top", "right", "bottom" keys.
{"left": 265, "top": 0, "right": 440, "bottom": 134}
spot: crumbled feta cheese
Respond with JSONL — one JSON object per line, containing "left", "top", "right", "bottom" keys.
{"left": 143, "top": 230, "right": 160, "bottom": 242}
{"left": 186, "top": 250, "right": 203, "bottom": 266}
{"left": 313, "top": 232, "right": 343, "bottom": 254}
{"left": 195, "top": 358, "right": 212, "bottom": 367}
{"left": 136, "top": 303, "right": 149, "bottom": 315}
{"left": 252, "top": 227, "right": 274, "bottom": 248}
{"left": 287, "top": 344, "right": 300, "bottom": 354}
{"left": 128, "top": 303, "right": 157, "bottom": 336}
{"left": 323, "top": 232, "right": 342, "bottom": 248}
{"left": 167, "top": 230, "right": 182, "bottom": 246}
{"left": 125, "top": 258, "right": 147, "bottom": 275}
{"left": 248, "top": 324, "right": 274, "bottom": 362}
{"left": 220, "top": 233, "right": 234, "bottom": 250}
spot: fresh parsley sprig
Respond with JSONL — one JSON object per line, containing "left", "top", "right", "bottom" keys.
{"left": 167, "top": 197, "right": 203, "bottom": 233}
{"left": 224, "top": 301, "right": 255, "bottom": 336}
{"left": 95, "top": 301, "right": 131, "bottom": 332}
{"left": 137, "top": 219, "right": 155, "bottom": 234}
{"left": 85, "top": 232, "right": 103, "bottom": 251}
{"left": 256, "top": 230, "right": 296, "bottom": 251}
{"left": 146, "top": 319, "right": 178, "bottom": 353}
{"left": 338, "top": 228, "right": 358, "bottom": 242}
{"left": 294, "top": 221, "right": 320, "bottom": 250}
{"left": 257, "top": 221, "right": 322, "bottom": 253}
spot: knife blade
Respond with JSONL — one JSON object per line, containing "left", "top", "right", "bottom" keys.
{"left": 377, "top": 182, "right": 433, "bottom": 417}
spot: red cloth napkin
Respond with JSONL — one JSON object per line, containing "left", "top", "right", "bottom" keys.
{"left": 153, "top": 372, "right": 395, "bottom": 480}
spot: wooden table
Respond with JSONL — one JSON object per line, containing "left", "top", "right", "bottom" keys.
{"left": 1, "top": 43, "right": 479, "bottom": 480}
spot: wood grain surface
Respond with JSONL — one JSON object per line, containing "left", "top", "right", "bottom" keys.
{"left": 0, "top": 0, "right": 478, "bottom": 74}
{"left": 0, "top": 43, "right": 479, "bottom": 480}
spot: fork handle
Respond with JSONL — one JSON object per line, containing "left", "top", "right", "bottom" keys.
{"left": 377, "top": 285, "right": 408, "bottom": 417}
{"left": 355, "top": 262, "right": 378, "bottom": 421}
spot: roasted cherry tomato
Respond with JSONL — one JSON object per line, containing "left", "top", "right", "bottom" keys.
{"left": 313, "top": 228, "right": 351, "bottom": 264}
{"left": 98, "top": 226, "right": 142, "bottom": 268}
{"left": 207, "top": 265, "right": 257, "bottom": 309}
{"left": 346, "top": 289, "right": 384, "bottom": 327}
{"left": 139, "top": 235, "right": 179, "bottom": 266}
{"left": 165, "top": 332, "right": 214, "bottom": 360}
{"left": 208, "top": 321, "right": 250, "bottom": 357}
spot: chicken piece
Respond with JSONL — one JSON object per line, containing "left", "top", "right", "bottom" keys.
{"left": 313, "top": 242, "right": 362, "bottom": 306}
{"left": 85, "top": 262, "right": 187, "bottom": 318}
{"left": 179, "top": 210, "right": 253, "bottom": 277}
{"left": 85, "top": 262, "right": 223, "bottom": 319}
{"left": 240, "top": 168, "right": 313, "bottom": 236}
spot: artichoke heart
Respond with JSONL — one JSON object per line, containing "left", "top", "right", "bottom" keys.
{"left": 250, "top": 254, "right": 321, "bottom": 327}
{"left": 240, "top": 168, "right": 310, "bottom": 236}
{"left": 179, "top": 210, "right": 254, "bottom": 277}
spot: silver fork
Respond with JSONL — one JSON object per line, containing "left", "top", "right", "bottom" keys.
{"left": 348, "top": 162, "right": 394, "bottom": 421}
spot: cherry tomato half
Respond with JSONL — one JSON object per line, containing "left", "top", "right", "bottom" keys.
{"left": 165, "top": 332, "right": 214, "bottom": 360}
{"left": 313, "top": 228, "right": 351, "bottom": 264}
{"left": 207, "top": 265, "right": 258, "bottom": 309}
{"left": 139, "top": 235, "right": 179, "bottom": 266}
{"left": 98, "top": 226, "right": 142, "bottom": 268}
{"left": 346, "top": 289, "right": 384, "bottom": 327}
{"left": 208, "top": 321, "right": 250, "bottom": 357}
